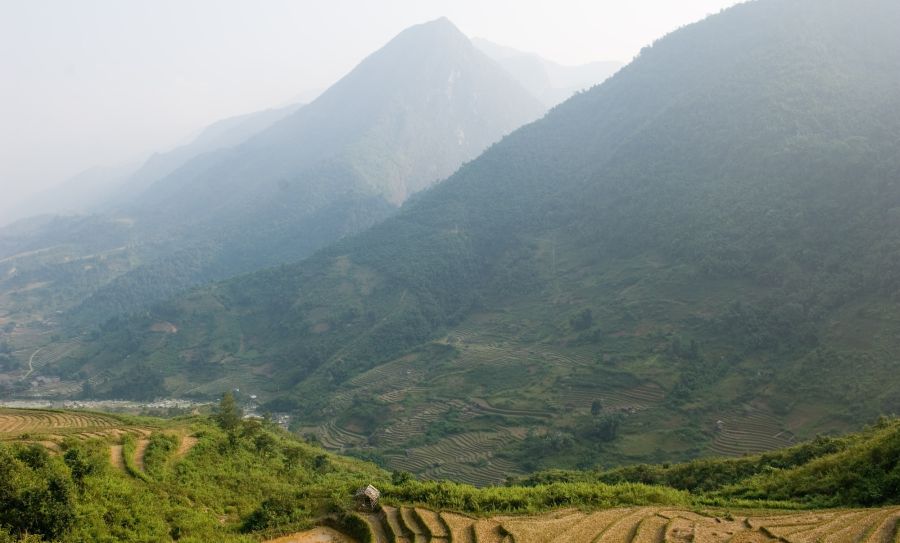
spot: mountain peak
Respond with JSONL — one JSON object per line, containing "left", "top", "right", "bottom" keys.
{"left": 412, "top": 16, "right": 461, "bottom": 33}
{"left": 384, "top": 16, "right": 469, "bottom": 51}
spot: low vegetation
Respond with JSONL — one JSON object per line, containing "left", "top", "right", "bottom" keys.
{"left": 1, "top": 406, "right": 899, "bottom": 542}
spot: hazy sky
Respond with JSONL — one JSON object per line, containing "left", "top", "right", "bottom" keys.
{"left": 0, "top": 0, "right": 743, "bottom": 215}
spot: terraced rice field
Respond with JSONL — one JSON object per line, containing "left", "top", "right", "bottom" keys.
{"left": 347, "top": 357, "right": 428, "bottom": 390}
{"left": 0, "top": 408, "right": 151, "bottom": 444}
{"left": 372, "top": 400, "right": 472, "bottom": 448}
{"left": 383, "top": 429, "right": 524, "bottom": 486}
{"left": 326, "top": 356, "right": 431, "bottom": 411}
{"left": 349, "top": 506, "right": 900, "bottom": 543}
{"left": 316, "top": 421, "right": 368, "bottom": 450}
{"left": 547, "top": 382, "right": 666, "bottom": 413}
{"left": 26, "top": 337, "right": 82, "bottom": 374}
{"left": 468, "top": 398, "right": 552, "bottom": 419}
{"left": 708, "top": 406, "right": 796, "bottom": 457}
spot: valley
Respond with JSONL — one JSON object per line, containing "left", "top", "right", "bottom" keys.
{"left": 8, "top": 0, "right": 900, "bottom": 487}
{"left": 3, "top": 1, "right": 900, "bottom": 540}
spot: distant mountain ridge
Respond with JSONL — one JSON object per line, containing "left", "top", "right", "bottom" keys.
{"left": 0, "top": 104, "right": 302, "bottom": 228}
{"left": 103, "top": 102, "right": 304, "bottom": 209}
{"left": 472, "top": 37, "right": 623, "bottom": 107}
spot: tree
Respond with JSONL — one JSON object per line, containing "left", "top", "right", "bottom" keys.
{"left": 591, "top": 413, "right": 623, "bottom": 442}
{"left": 215, "top": 392, "right": 242, "bottom": 432}
{"left": 63, "top": 447, "right": 100, "bottom": 488}
{"left": 254, "top": 433, "right": 277, "bottom": 457}
{"left": 392, "top": 470, "right": 413, "bottom": 485}
{"left": 570, "top": 308, "right": 593, "bottom": 331}
{"left": 283, "top": 446, "right": 304, "bottom": 469}
{"left": 591, "top": 399, "right": 603, "bottom": 416}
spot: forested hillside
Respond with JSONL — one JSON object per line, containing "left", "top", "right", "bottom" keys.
{"left": 60, "top": 0, "right": 900, "bottom": 477}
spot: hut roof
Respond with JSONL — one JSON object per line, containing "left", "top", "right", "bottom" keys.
{"left": 355, "top": 484, "right": 380, "bottom": 500}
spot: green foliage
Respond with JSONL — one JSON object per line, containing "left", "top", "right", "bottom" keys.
{"left": 142, "top": 433, "right": 178, "bottom": 478}
{"left": 522, "top": 418, "right": 900, "bottom": 508}
{"left": 215, "top": 391, "right": 242, "bottom": 432}
{"left": 0, "top": 417, "right": 388, "bottom": 542}
{"left": 0, "top": 445, "right": 75, "bottom": 540}
{"left": 569, "top": 308, "right": 593, "bottom": 332}
{"left": 105, "top": 363, "right": 167, "bottom": 401}
{"left": 586, "top": 413, "right": 623, "bottom": 442}
{"left": 3, "top": 413, "right": 900, "bottom": 540}
{"left": 720, "top": 418, "right": 900, "bottom": 506}
{"left": 384, "top": 479, "right": 691, "bottom": 514}
{"left": 63, "top": 446, "right": 104, "bottom": 488}
{"left": 241, "top": 493, "right": 311, "bottom": 533}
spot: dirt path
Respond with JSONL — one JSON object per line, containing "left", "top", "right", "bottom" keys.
{"left": 109, "top": 444, "right": 125, "bottom": 472}
{"left": 176, "top": 435, "right": 198, "bottom": 459}
{"left": 133, "top": 439, "right": 149, "bottom": 472}
{"left": 265, "top": 527, "right": 355, "bottom": 543}
{"left": 23, "top": 346, "right": 42, "bottom": 378}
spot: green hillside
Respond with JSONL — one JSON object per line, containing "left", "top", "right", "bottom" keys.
{"left": 52, "top": 0, "right": 900, "bottom": 480}
{"left": 1, "top": 407, "right": 899, "bottom": 542}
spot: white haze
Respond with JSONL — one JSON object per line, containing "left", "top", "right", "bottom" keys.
{"left": 0, "top": 0, "right": 743, "bottom": 222}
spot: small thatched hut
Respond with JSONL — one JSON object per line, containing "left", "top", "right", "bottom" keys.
{"left": 354, "top": 484, "right": 381, "bottom": 511}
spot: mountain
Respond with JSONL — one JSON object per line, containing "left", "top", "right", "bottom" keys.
{"left": 131, "top": 18, "right": 544, "bottom": 215}
{"left": 101, "top": 102, "right": 303, "bottom": 208}
{"left": 66, "top": 17, "right": 545, "bottom": 322}
{"left": 50, "top": 0, "right": 900, "bottom": 482}
{"left": 473, "top": 37, "right": 623, "bottom": 107}
{"left": 0, "top": 18, "right": 545, "bottom": 327}
{"left": 0, "top": 104, "right": 300, "bottom": 227}
{"left": 0, "top": 104, "right": 302, "bottom": 324}
{"left": 0, "top": 163, "right": 136, "bottom": 227}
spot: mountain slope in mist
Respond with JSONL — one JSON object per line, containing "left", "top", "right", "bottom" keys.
{"left": 69, "top": 18, "right": 545, "bottom": 322}
{"left": 70, "top": 0, "right": 900, "bottom": 478}
{"left": 473, "top": 37, "right": 623, "bottom": 107}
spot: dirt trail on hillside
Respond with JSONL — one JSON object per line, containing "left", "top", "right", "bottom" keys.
{"left": 133, "top": 439, "right": 149, "bottom": 471}
{"left": 23, "top": 346, "right": 42, "bottom": 378}
{"left": 176, "top": 435, "right": 198, "bottom": 458}
{"left": 109, "top": 444, "right": 125, "bottom": 471}
{"left": 265, "top": 527, "right": 354, "bottom": 543}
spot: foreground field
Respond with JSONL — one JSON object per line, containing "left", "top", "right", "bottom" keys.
{"left": 2, "top": 408, "right": 899, "bottom": 543}
{"left": 290, "top": 506, "right": 900, "bottom": 543}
